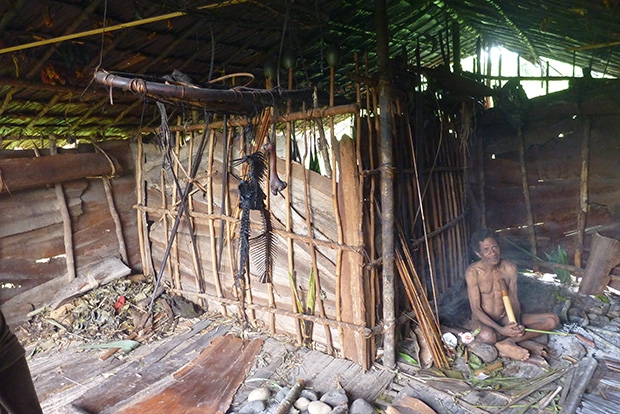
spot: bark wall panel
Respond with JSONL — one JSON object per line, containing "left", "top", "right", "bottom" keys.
{"left": 476, "top": 97, "right": 620, "bottom": 266}
{"left": 0, "top": 140, "right": 139, "bottom": 325}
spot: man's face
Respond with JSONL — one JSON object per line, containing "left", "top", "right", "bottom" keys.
{"left": 476, "top": 237, "right": 501, "bottom": 266}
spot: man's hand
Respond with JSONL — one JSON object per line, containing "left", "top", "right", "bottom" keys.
{"left": 500, "top": 323, "right": 525, "bottom": 338}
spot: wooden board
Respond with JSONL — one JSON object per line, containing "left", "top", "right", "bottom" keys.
{"left": 72, "top": 319, "right": 224, "bottom": 413}
{"left": 118, "top": 335, "right": 263, "bottom": 414}
{"left": 287, "top": 348, "right": 394, "bottom": 402}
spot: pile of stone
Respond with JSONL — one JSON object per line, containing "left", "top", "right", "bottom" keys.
{"left": 233, "top": 384, "right": 377, "bottom": 414}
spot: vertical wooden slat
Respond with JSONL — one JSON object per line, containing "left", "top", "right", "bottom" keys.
{"left": 338, "top": 137, "right": 369, "bottom": 368}
{"left": 186, "top": 130, "right": 206, "bottom": 307}
{"left": 135, "top": 136, "right": 154, "bottom": 276}
{"left": 102, "top": 177, "right": 128, "bottom": 265}
{"left": 50, "top": 137, "right": 76, "bottom": 282}
{"left": 575, "top": 115, "right": 591, "bottom": 267}
{"left": 206, "top": 129, "right": 227, "bottom": 315}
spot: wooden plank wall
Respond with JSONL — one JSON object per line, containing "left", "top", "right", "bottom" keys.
{"left": 0, "top": 140, "right": 140, "bottom": 324}
{"left": 471, "top": 91, "right": 620, "bottom": 283}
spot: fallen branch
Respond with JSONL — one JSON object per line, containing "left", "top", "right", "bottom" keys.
{"left": 275, "top": 378, "right": 305, "bottom": 414}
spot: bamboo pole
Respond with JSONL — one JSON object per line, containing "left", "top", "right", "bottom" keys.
{"left": 102, "top": 177, "right": 128, "bottom": 264}
{"left": 135, "top": 136, "right": 154, "bottom": 276}
{"left": 396, "top": 229, "right": 449, "bottom": 368}
{"left": 283, "top": 70, "right": 298, "bottom": 339}
{"left": 0, "top": 0, "right": 248, "bottom": 55}
{"left": 575, "top": 115, "right": 592, "bottom": 268}
{"left": 50, "top": 137, "right": 76, "bottom": 282}
{"left": 366, "top": 52, "right": 381, "bottom": 338}
{"left": 147, "top": 104, "right": 359, "bottom": 133}
{"left": 160, "top": 169, "right": 173, "bottom": 287}
{"left": 171, "top": 129, "right": 182, "bottom": 291}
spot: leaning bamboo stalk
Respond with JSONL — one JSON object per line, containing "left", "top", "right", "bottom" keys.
{"left": 408, "top": 122, "right": 440, "bottom": 317}
{"left": 206, "top": 129, "right": 227, "bottom": 315}
{"left": 160, "top": 169, "right": 173, "bottom": 288}
{"left": 396, "top": 230, "right": 449, "bottom": 368}
{"left": 282, "top": 112, "right": 295, "bottom": 338}
{"left": 395, "top": 249, "right": 446, "bottom": 368}
{"left": 102, "top": 177, "right": 128, "bottom": 264}
{"left": 171, "top": 131, "right": 182, "bottom": 290}
{"left": 50, "top": 137, "right": 76, "bottom": 282}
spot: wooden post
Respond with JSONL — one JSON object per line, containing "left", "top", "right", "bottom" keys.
{"left": 376, "top": 0, "right": 396, "bottom": 369}
{"left": 50, "top": 137, "right": 76, "bottom": 282}
{"left": 518, "top": 125, "right": 537, "bottom": 257}
{"left": 575, "top": 115, "right": 591, "bottom": 268}
{"left": 578, "top": 232, "right": 620, "bottom": 295}
{"left": 102, "top": 177, "right": 128, "bottom": 264}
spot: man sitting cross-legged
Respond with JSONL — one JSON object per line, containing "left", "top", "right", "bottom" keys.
{"left": 465, "top": 228, "right": 560, "bottom": 362}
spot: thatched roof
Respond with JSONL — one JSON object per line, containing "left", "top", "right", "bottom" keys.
{"left": 1, "top": 0, "right": 619, "bottom": 146}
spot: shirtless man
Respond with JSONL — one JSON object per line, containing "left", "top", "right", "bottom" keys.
{"left": 465, "top": 228, "right": 560, "bottom": 361}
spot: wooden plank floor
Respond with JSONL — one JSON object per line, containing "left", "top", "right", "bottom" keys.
{"left": 28, "top": 316, "right": 396, "bottom": 413}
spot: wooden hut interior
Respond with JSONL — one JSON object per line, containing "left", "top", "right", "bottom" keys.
{"left": 1, "top": 1, "right": 620, "bottom": 412}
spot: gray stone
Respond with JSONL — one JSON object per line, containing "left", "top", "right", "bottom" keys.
{"left": 467, "top": 340, "right": 498, "bottom": 363}
{"left": 239, "top": 399, "right": 266, "bottom": 414}
{"left": 320, "top": 389, "right": 349, "bottom": 407}
{"left": 330, "top": 402, "right": 349, "bottom": 413}
{"left": 300, "top": 389, "right": 319, "bottom": 401}
{"left": 308, "top": 400, "right": 333, "bottom": 414}
{"left": 350, "top": 399, "right": 376, "bottom": 414}
{"left": 247, "top": 387, "right": 271, "bottom": 401}
{"left": 295, "top": 397, "right": 311, "bottom": 411}
{"left": 275, "top": 386, "right": 291, "bottom": 402}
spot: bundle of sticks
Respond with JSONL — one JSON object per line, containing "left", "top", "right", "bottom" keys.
{"left": 395, "top": 230, "right": 449, "bottom": 369}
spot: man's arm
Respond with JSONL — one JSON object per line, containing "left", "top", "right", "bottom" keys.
{"left": 505, "top": 262, "right": 522, "bottom": 323}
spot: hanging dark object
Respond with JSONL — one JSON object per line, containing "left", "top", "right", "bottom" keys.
{"left": 325, "top": 43, "right": 341, "bottom": 68}
{"left": 282, "top": 49, "right": 297, "bottom": 70}
{"left": 233, "top": 149, "right": 276, "bottom": 285}
{"left": 94, "top": 70, "right": 311, "bottom": 115}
